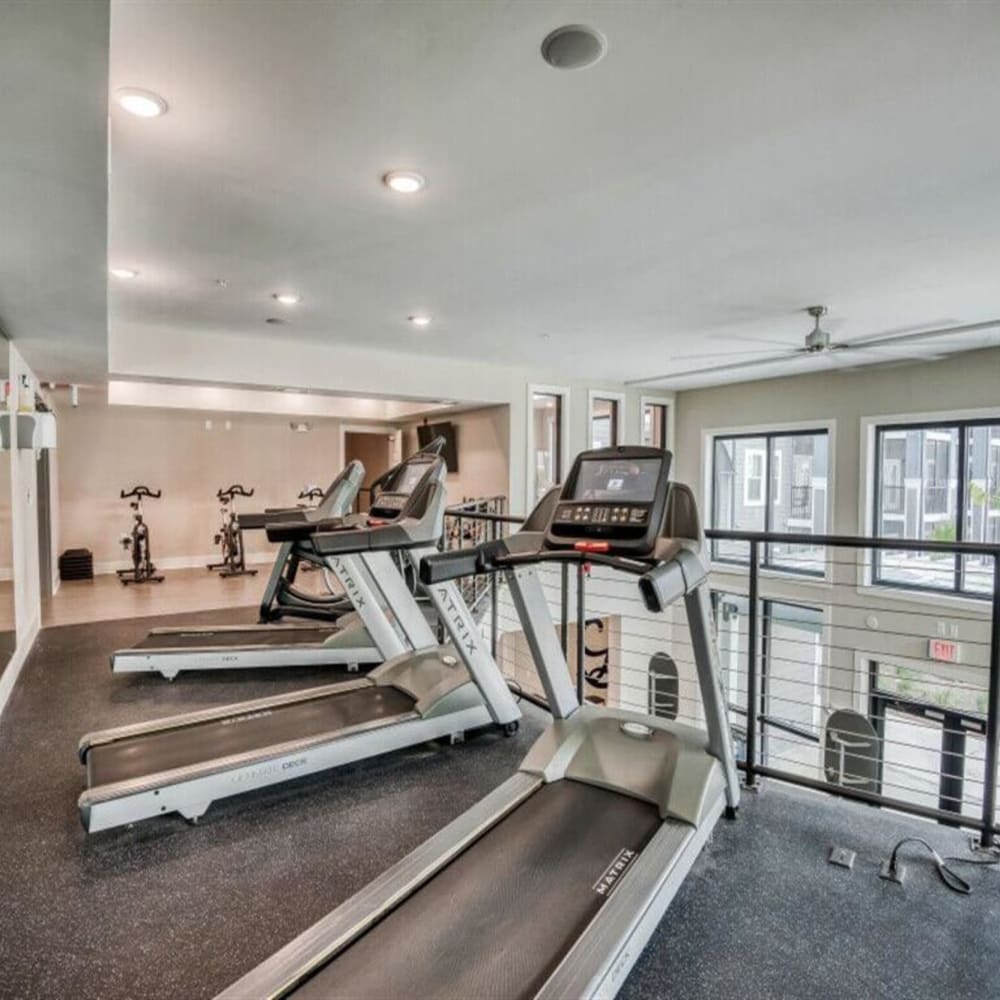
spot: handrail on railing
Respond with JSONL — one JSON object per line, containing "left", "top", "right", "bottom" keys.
{"left": 707, "top": 527, "right": 1000, "bottom": 557}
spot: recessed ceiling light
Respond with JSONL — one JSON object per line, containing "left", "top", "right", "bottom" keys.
{"left": 541, "top": 25, "right": 607, "bottom": 70}
{"left": 272, "top": 292, "right": 300, "bottom": 306}
{"left": 116, "top": 87, "right": 168, "bottom": 118}
{"left": 110, "top": 267, "right": 139, "bottom": 279}
{"left": 384, "top": 171, "right": 426, "bottom": 194}
{"left": 408, "top": 314, "right": 432, "bottom": 328}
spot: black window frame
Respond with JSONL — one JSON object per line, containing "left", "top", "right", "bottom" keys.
{"left": 710, "top": 428, "right": 829, "bottom": 577}
{"left": 867, "top": 659, "right": 986, "bottom": 823}
{"left": 872, "top": 417, "right": 1000, "bottom": 599}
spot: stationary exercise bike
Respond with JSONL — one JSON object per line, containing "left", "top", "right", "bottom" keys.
{"left": 208, "top": 484, "right": 257, "bottom": 578}
{"left": 117, "top": 486, "right": 164, "bottom": 585}
{"left": 298, "top": 485, "right": 324, "bottom": 508}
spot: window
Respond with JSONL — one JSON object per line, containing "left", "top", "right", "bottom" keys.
{"left": 531, "top": 391, "right": 563, "bottom": 502}
{"left": 590, "top": 397, "right": 619, "bottom": 449}
{"left": 712, "top": 593, "right": 823, "bottom": 778}
{"left": 642, "top": 402, "right": 669, "bottom": 449}
{"left": 711, "top": 429, "right": 829, "bottom": 575}
{"left": 743, "top": 448, "right": 765, "bottom": 506}
{"left": 872, "top": 419, "right": 1000, "bottom": 597}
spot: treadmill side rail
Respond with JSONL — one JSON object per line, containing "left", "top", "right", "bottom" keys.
{"left": 216, "top": 773, "right": 542, "bottom": 1000}
{"left": 80, "top": 705, "right": 495, "bottom": 833}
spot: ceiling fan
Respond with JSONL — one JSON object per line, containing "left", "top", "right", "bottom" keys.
{"left": 627, "top": 307, "right": 1000, "bottom": 386}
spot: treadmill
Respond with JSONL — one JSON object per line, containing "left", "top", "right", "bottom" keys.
{"left": 252, "top": 437, "right": 445, "bottom": 624}
{"left": 109, "top": 449, "right": 439, "bottom": 680}
{"left": 218, "top": 445, "right": 740, "bottom": 1000}
{"left": 246, "top": 460, "right": 366, "bottom": 625}
{"left": 78, "top": 454, "right": 522, "bottom": 834}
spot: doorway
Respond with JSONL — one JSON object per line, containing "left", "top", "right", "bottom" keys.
{"left": 36, "top": 449, "right": 53, "bottom": 598}
{"left": 343, "top": 430, "right": 396, "bottom": 512}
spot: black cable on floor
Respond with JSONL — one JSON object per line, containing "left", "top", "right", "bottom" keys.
{"left": 883, "top": 837, "right": 1000, "bottom": 895}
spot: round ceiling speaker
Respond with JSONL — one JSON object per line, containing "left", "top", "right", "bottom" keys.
{"left": 541, "top": 25, "right": 607, "bottom": 70}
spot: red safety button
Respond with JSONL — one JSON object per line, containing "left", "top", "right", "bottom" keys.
{"left": 574, "top": 541, "right": 610, "bottom": 553}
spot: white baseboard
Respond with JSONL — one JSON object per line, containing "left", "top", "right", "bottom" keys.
{"left": 0, "top": 616, "right": 40, "bottom": 722}
{"left": 93, "top": 551, "right": 275, "bottom": 576}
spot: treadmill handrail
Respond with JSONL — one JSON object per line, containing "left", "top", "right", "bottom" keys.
{"left": 420, "top": 542, "right": 657, "bottom": 584}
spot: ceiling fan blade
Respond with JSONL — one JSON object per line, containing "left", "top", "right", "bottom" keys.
{"left": 837, "top": 318, "right": 1000, "bottom": 351}
{"left": 670, "top": 347, "right": 794, "bottom": 361}
{"left": 626, "top": 350, "right": 806, "bottom": 386}
{"left": 826, "top": 348, "right": 946, "bottom": 371}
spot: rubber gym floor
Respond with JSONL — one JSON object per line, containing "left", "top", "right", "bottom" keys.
{"left": 0, "top": 607, "right": 996, "bottom": 1000}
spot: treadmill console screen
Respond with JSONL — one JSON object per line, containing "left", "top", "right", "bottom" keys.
{"left": 369, "top": 457, "right": 439, "bottom": 519}
{"left": 546, "top": 447, "right": 672, "bottom": 555}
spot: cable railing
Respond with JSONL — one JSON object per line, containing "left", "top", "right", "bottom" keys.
{"left": 437, "top": 507, "right": 1000, "bottom": 847}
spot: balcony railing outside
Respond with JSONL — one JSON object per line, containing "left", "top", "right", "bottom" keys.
{"left": 925, "top": 484, "right": 951, "bottom": 515}
{"left": 789, "top": 485, "right": 812, "bottom": 519}
{"left": 881, "top": 484, "right": 905, "bottom": 514}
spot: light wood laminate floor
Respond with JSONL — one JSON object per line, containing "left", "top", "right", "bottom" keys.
{"left": 42, "top": 566, "right": 335, "bottom": 627}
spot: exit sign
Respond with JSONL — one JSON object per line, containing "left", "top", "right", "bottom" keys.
{"left": 928, "top": 638, "right": 961, "bottom": 663}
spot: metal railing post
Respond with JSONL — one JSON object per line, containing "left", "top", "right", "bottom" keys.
{"left": 490, "top": 519, "right": 499, "bottom": 658}
{"left": 745, "top": 539, "right": 760, "bottom": 788}
{"left": 560, "top": 563, "right": 570, "bottom": 657}
{"left": 981, "top": 552, "right": 1000, "bottom": 847}
{"left": 576, "top": 562, "right": 586, "bottom": 704}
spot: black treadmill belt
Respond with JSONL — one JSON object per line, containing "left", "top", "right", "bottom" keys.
{"left": 135, "top": 626, "right": 342, "bottom": 650}
{"left": 87, "top": 686, "right": 415, "bottom": 787}
{"left": 293, "top": 781, "right": 662, "bottom": 1000}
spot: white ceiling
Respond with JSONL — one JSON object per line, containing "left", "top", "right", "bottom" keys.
{"left": 0, "top": 1, "right": 109, "bottom": 379}
{"left": 15, "top": 1, "right": 1000, "bottom": 388}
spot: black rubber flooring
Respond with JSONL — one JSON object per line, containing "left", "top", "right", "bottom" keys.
{"left": 1, "top": 607, "right": 998, "bottom": 1000}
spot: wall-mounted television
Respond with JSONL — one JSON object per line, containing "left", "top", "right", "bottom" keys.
{"left": 417, "top": 421, "right": 459, "bottom": 473}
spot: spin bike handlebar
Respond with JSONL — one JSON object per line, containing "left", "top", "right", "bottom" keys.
{"left": 121, "top": 486, "right": 162, "bottom": 500}
{"left": 217, "top": 485, "right": 255, "bottom": 501}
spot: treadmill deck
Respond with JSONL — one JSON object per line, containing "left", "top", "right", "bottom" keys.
{"left": 291, "top": 780, "right": 662, "bottom": 999}
{"left": 134, "top": 625, "right": 343, "bottom": 650}
{"left": 86, "top": 686, "right": 416, "bottom": 788}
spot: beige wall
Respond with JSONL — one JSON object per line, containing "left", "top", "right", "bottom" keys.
{"left": 671, "top": 346, "right": 1000, "bottom": 720}
{"left": 674, "top": 346, "right": 1000, "bottom": 534}
{"left": 402, "top": 405, "right": 511, "bottom": 507}
{"left": 56, "top": 393, "right": 392, "bottom": 572}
